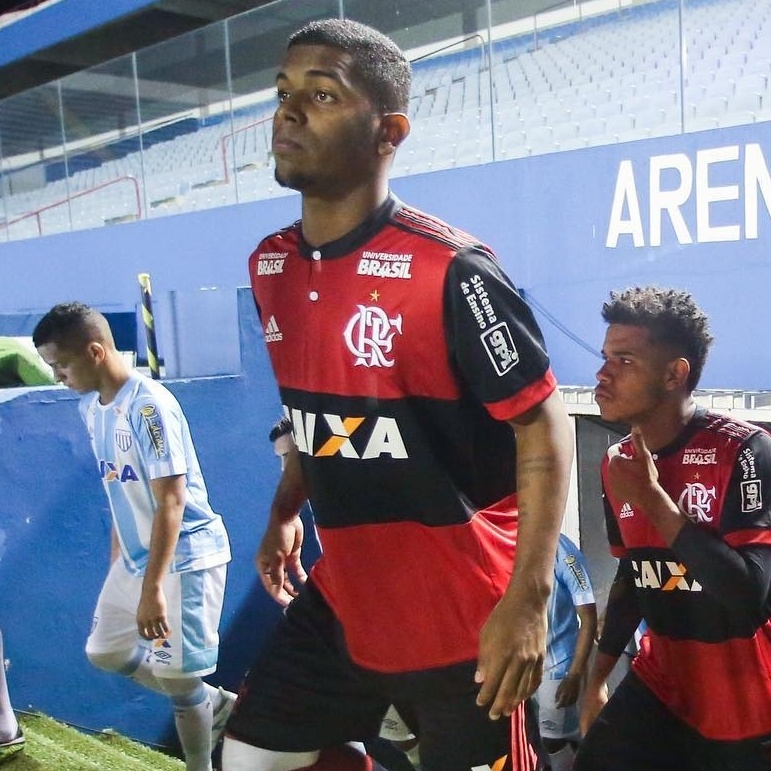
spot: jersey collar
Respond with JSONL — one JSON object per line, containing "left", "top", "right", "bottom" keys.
{"left": 297, "top": 193, "right": 402, "bottom": 260}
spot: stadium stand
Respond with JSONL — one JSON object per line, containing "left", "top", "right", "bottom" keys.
{"left": 1, "top": 0, "right": 770, "bottom": 240}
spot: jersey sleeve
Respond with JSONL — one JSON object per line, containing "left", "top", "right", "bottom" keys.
{"left": 557, "top": 536, "right": 596, "bottom": 606}
{"left": 129, "top": 394, "right": 188, "bottom": 481}
{"left": 720, "top": 429, "right": 771, "bottom": 547}
{"left": 601, "top": 448, "right": 627, "bottom": 558}
{"left": 443, "top": 245, "right": 555, "bottom": 422}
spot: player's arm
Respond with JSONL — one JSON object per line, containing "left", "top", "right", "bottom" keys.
{"left": 476, "top": 388, "right": 574, "bottom": 719}
{"left": 613, "top": 429, "right": 771, "bottom": 628}
{"left": 256, "top": 441, "right": 309, "bottom": 606}
{"left": 137, "top": 474, "right": 185, "bottom": 640}
{"left": 556, "top": 600, "right": 598, "bottom": 708}
{"left": 669, "top": 431, "right": 771, "bottom": 628}
{"left": 110, "top": 526, "right": 121, "bottom": 565}
{"left": 580, "top": 559, "right": 642, "bottom": 734}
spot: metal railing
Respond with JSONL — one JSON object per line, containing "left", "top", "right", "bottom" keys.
{"left": 0, "top": 174, "right": 141, "bottom": 237}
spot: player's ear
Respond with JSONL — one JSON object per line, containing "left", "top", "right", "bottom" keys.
{"left": 87, "top": 341, "right": 107, "bottom": 365}
{"left": 378, "top": 113, "right": 410, "bottom": 156}
{"left": 666, "top": 357, "right": 690, "bottom": 391}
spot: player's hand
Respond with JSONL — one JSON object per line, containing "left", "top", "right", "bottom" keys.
{"left": 137, "top": 585, "right": 170, "bottom": 640}
{"left": 579, "top": 681, "right": 608, "bottom": 736}
{"left": 554, "top": 671, "right": 582, "bottom": 708}
{"left": 475, "top": 591, "right": 546, "bottom": 720}
{"left": 255, "top": 514, "right": 307, "bottom": 607}
{"left": 606, "top": 428, "right": 661, "bottom": 507}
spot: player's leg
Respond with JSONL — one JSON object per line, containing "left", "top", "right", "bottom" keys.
{"left": 0, "top": 629, "right": 23, "bottom": 751}
{"left": 222, "top": 580, "right": 389, "bottom": 771}
{"left": 533, "top": 677, "right": 579, "bottom": 771}
{"left": 85, "top": 559, "right": 165, "bottom": 688}
{"left": 405, "top": 663, "right": 525, "bottom": 771}
{"left": 376, "top": 704, "right": 420, "bottom": 769}
{"left": 151, "top": 564, "right": 233, "bottom": 771}
{"left": 574, "top": 670, "right": 692, "bottom": 771}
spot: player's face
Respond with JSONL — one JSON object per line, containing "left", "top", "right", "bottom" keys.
{"left": 595, "top": 324, "right": 673, "bottom": 425}
{"left": 273, "top": 433, "right": 293, "bottom": 471}
{"left": 272, "top": 43, "right": 382, "bottom": 196}
{"left": 36, "top": 341, "right": 100, "bottom": 394}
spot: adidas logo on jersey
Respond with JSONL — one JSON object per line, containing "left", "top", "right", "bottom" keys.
{"left": 264, "top": 316, "right": 283, "bottom": 343}
{"left": 619, "top": 502, "right": 634, "bottom": 518}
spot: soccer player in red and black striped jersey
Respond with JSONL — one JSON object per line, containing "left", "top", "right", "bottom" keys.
{"left": 221, "top": 18, "right": 574, "bottom": 771}
{"left": 577, "top": 286, "right": 771, "bottom": 771}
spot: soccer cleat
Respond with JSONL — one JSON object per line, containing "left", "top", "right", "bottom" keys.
{"left": 211, "top": 687, "right": 237, "bottom": 749}
{"left": 0, "top": 727, "right": 24, "bottom": 763}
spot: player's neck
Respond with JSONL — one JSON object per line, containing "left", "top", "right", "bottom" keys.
{"left": 97, "top": 355, "right": 131, "bottom": 405}
{"left": 635, "top": 398, "right": 696, "bottom": 453}
{"left": 300, "top": 180, "right": 388, "bottom": 247}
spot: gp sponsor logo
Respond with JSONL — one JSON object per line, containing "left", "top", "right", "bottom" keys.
{"left": 344, "top": 304, "right": 403, "bottom": 368}
{"left": 682, "top": 448, "right": 717, "bottom": 465}
{"left": 460, "top": 275, "right": 498, "bottom": 331}
{"left": 619, "top": 502, "right": 634, "bottom": 519}
{"left": 632, "top": 559, "right": 703, "bottom": 592}
{"left": 677, "top": 482, "right": 716, "bottom": 523}
{"left": 256, "top": 252, "right": 286, "bottom": 275}
{"left": 481, "top": 322, "right": 519, "bottom": 376}
{"left": 286, "top": 408, "right": 407, "bottom": 460}
{"left": 139, "top": 405, "right": 167, "bottom": 459}
{"left": 565, "top": 554, "right": 590, "bottom": 591}
{"left": 739, "top": 446, "right": 758, "bottom": 480}
{"left": 264, "top": 315, "right": 283, "bottom": 343}
{"left": 100, "top": 460, "right": 139, "bottom": 483}
{"left": 741, "top": 479, "right": 762, "bottom": 512}
{"left": 356, "top": 251, "right": 413, "bottom": 279}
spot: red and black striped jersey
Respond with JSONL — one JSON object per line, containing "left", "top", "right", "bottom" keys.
{"left": 602, "top": 408, "right": 771, "bottom": 741}
{"left": 248, "top": 194, "right": 557, "bottom": 673}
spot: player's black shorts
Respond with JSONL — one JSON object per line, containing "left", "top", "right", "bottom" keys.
{"left": 575, "top": 670, "right": 771, "bottom": 771}
{"left": 226, "top": 579, "right": 510, "bottom": 771}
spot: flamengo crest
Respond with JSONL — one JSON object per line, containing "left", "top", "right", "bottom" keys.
{"left": 344, "top": 304, "right": 403, "bottom": 367}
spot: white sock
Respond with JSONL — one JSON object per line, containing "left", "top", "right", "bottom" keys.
{"left": 0, "top": 631, "right": 18, "bottom": 741}
{"left": 165, "top": 680, "right": 213, "bottom": 771}
{"left": 547, "top": 743, "right": 575, "bottom": 771}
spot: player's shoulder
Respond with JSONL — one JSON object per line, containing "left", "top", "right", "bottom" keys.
{"left": 127, "top": 373, "right": 179, "bottom": 415}
{"left": 393, "top": 202, "right": 491, "bottom": 255}
{"left": 249, "top": 220, "right": 301, "bottom": 257}
{"left": 697, "top": 409, "right": 767, "bottom": 444}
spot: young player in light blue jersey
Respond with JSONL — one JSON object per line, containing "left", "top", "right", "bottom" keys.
{"left": 34, "top": 302, "right": 235, "bottom": 771}
{"left": 533, "top": 534, "right": 597, "bottom": 771}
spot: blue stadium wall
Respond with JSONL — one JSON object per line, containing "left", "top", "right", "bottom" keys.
{"left": 2, "top": 119, "right": 770, "bottom": 389}
{"left": 0, "top": 117, "right": 770, "bottom": 745}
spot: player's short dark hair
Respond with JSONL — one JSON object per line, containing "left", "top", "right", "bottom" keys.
{"left": 287, "top": 18, "right": 411, "bottom": 114}
{"left": 602, "top": 286, "right": 714, "bottom": 391}
{"left": 32, "top": 302, "right": 114, "bottom": 351}
{"left": 268, "top": 416, "right": 293, "bottom": 443}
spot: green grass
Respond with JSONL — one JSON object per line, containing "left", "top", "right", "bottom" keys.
{"left": 2, "top": 713, "right": 184, "bottom": 771}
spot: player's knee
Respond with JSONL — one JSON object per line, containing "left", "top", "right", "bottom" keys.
{"left": 156, "top": 676, "right": 206, "bottom": 708}
{"left": 86, "top": 648, "right": 135, "bottom": 674}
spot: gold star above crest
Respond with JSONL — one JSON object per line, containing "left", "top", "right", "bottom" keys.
{"left": 370, "top": 289, "right": 380, "bottom": 302}
{"left": 693, "top": 472, "right": 700, "bottom": 480}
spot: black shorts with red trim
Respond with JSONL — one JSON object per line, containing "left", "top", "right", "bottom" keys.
{"left": 225, "top": 579, "right": 511, "bottom": 771}
{"left": 575, "top": 670, "right": 771, "bottom": 771}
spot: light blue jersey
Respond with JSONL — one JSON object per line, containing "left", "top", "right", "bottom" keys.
{"left": 79, "top": 372, "right": 230, "bottom": 576}
{"left": 544, "top": 533, "right": 595, "bottom": 679}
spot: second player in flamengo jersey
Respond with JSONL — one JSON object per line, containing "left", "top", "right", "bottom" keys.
{"left": 577, "top": 286, "right": 771, "bottom": 771}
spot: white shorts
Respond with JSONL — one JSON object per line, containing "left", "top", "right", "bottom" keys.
{"left": 85, "top": 558, "right": 227, "bottom": 678}
{"left": 378, "top": 704, "right": 416, "bottom": 742}
{"left": 533, "top": 676, "right": 580, "bottom": 741}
